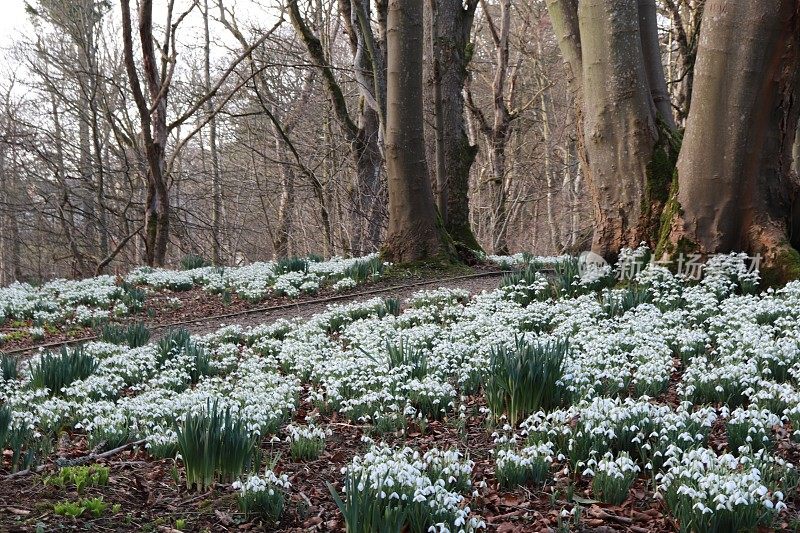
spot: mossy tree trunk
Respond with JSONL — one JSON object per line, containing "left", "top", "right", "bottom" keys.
{"left": 548, "top": 0, "right": 677, "bottom": 260}
{"left": 660, "top": 0, "right": 800, "bottom": 283}
{"left": 121, "top": 0, "right": 170, "bottom": 267}
{"left": 425, "top": 0, "right": 482, "bottom": 254}
{"left": 383, "top": 0, "right": 451, "bottom": 263}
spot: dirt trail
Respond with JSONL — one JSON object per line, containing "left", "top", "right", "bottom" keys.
{"left": 169, "top": 273, "right": 504, "bottom": 337}
{"left": 5, "top": 271, "right": 506, "bottom": 355}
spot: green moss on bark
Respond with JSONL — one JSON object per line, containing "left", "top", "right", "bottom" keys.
{"left": 445, "top": 133, "right": 483, "bottom": 257}
{"left": 447, "top": 224, "right": 483, "bottom": 262}
{"left": 761, "top": 247, "right": 800, "bottom": 287}
{"left": 653, "top": 171, "right": 697, "bottom": 262}
{"left": 645, "top": 145, "right": 673, "bottom": 205}
{"left": 644, "top": 120, "right": 682, "bottom": 248}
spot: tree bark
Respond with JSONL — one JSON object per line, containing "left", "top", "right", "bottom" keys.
{"left": 0, "top": 137, "right": 18, "bottom": 284}
{"left": 384, "top": 0, "right": 446, "bottom": 262}
{"left": 86, "top": 24, "right": 110, "bottom": 266}
{"left": 427, "top": 0, "right": 448, "bottom": 223}
{"left": 542, "top": 98, "right": 559, "bottom": 253}
{"left": 638, "top": 0, "right": 675, "bottom": 129}
{"left": 579, "top": 0, "right": 659, "bottom": 256}
{"left": 548, "top": 0, "right": 676, "bottom": 259}
{"left": 339, "top": 0, "right": 387, "bottom": 254}
{"left": 78, "top": 93, "right": 96, "bottom": 250}
{"left": 139, "top": 0, "right": 169, "bottom": 267}
{"left": 662, "top": 0, "right": 704, "bottom": 125}
{"left": 548, "top": 0, "right": 589, "bottom": 250}
{"left": 428, "top": 0, "right": 481, "bottom": 253}
{"left": 203, "top": 0, "right": 223, "bottom": 265}
{"left": 289, "top": 0, "right": 385, "bottom": 254}
{"left": 50, "top": 90, "right": 87, "bottom": 277}
{"left": 662, "top": 0, "right": 800, "bottom": 281}
{"left": 535, "top": 39, "right": 560, "bottom": 253}
{"left": 121, "top": 0, "right": 170, "bottom": 267}
{"left": 466, "top": 0, "right": 517, "bottom": 255}
{"left": 273, "top": 123, "right": 295, "bottom": 259}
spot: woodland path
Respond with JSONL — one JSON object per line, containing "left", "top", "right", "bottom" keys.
{"left": 4, "top": 269, "right": 509, "bottom": 357}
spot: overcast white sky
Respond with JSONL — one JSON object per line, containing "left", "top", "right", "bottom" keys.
{"left": 0, "top": 0, "right": 282, "bottom": 89}
{"left": 0, "top": 1, "right": 32, "bottom": 47}
{"left": 0, "top": 0, "right": 279, "bottom": 47}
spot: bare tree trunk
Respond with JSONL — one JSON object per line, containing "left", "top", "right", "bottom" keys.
{"left": 0, "top": 92, "right": 22, "bottom": 283}
{"left": 548, "top": 0, "right": 675, "bottom": 259}
{"left": 88, "top": 72, "right": 110, "bottom": 266}
{"left": 560, "top": 143, "right": 578, "bottom": 248}
{"left": 51, "top": 92, "right": 87, "bottom": 277}
{"left": 427, "top": 0, "right": 448, "bottom": 222}
{"left": 384, "top": 0, "right": 447, "bottom": 262}
{"left": 466, "top": 0, "right": 517, "bottom": 255}
{"left": 662, "top": 0, "right": 800, "bottom": 282}
{"left": 79, "top": 102, "right": 96, "bottom": 248}
{"left": 203, "top": 0, "right": 223, "bottom": 264}
{"left": 140, "top": 2, "right": 169, "bottom": 267}
{"left": 273, "top": 124, "right": 294, "bottom": 259}
{"left": 638, "top": 0, "right": 675, "bottom": 128}
{"left": 662, "top": 0, "right": 704, "bottom": 126}
{"left": 355, "top": 111, "right": 384, "bottom": 254}
{"left": 536, "top": 40, "right": 560, "bottom": 253}
{"left": 121, "top": 0, "right": 170, "bottom": 267}
{"left": 579, "top": 0, "right": 658, "bottom": 255}
{"left": 289, "top": 0, "right": 385, "bottom": 254}
{"left": 430, "top": 0, "right": 481, "bottom": 253}
{"left": 0, "top": 140, "right": 11, "bottom": 284}
{"left": 341, "top": 0, "right": 386, "bottom": 254}
{"left": 5, "top": 142, "right": 21, "bottom": 282}
{"left": 543, "top": 127, "right": 558, "bottom": 253}
{"left": 568, "top": 141, "right": 582, "bottom": 249}
{"left": 548, "top": 0, "right": 589, "bottom": 251}
{"left": 491, "top": 144, "right": 509, "bottom": 254}
{"left": 90, "top": 93, "right": 109, "bottom": 264}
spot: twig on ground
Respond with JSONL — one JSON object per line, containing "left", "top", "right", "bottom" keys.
{"left": 3, "top": 438, "right": 147, "bottom": 480}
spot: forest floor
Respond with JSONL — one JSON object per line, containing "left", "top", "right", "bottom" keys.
{"left": 0, "top": 390, "right": 680, "bottom": 533}
{"left": 4, "top": 257, "right": 800, "bottom": 533}
{"left": 0, "top": 267, "right": 555, "bottom": 533}
{"left": 0, "top": 305, "right": 706, "bottom": 533}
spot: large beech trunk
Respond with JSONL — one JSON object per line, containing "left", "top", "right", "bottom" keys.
{"left": 580, "top": 0, "right": 657, "bottom": 255}
{"left": 425, "top": 0, "right": 481, "bottom": 252}
{"left": 548, "top": 0, "right": 675, "bottom": 259}
{"left": 662, "top": 0, "right": 800, "bottom": 279}
{"left": 384, "top": 0, "right": 446, "bottom": 262}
